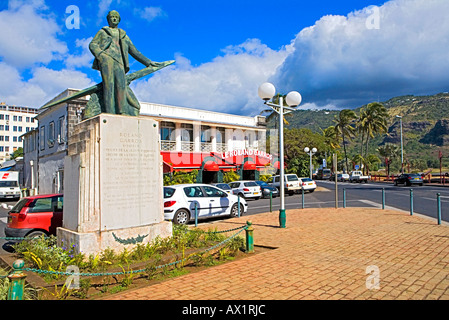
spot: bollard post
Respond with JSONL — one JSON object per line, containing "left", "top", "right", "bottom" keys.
{"left": 382, "top": 188, "right": 385, "bottom": 210}
{"left": 343, "top": 188, "right": 346, "bottom": 208}
{"left": 269, "top": 191, "right": 272, "bottom": 213}
{"left": 7, "top": 259, "right": 26, "bottom": 300}
{"left": 194, "top": 202, "right": 198, "bottom": 227}
{"left": 301, "top": 187, "right": 305, "bottom": 209}
{"left": 238, "top": 196, "right": 241, "bottom": 218}
{"left": 245, "top": 221, "right": 254, "bottom": 253}
{"left": 410, "top": 189, "right": 414, "bottom": 216}
{"left": 437, "top": 193, "right": 441, "bottom": 225}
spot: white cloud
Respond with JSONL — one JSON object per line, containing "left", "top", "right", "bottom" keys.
{"left": 0, "top": 1, "right": 67, "bottom": 68}
{"left": 134, "top": 6, "right": 167, "bottom": 22}
{"left": 65, "top": 37, "right": 94, "bottom": 69}
{"left": 271, "top": 0, "right": 449, "bottom": 109}
{"left": 132, "top": 39, "right": 292, "bottom": 116}
{"left": 0, "top": 63, "right": 94, "bottom": 108}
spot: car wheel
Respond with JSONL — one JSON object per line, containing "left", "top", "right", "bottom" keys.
{"left": 173, "top": 209, "right": 190, "bottom": 225}
{"left": 230, "top": 203, "right": 244, "bottom": 217}
{"left": 26, "top": 230, "right": 47, "bottom": 239}
{"left": 394, "top": 181, "right": 398, "bottom": 186}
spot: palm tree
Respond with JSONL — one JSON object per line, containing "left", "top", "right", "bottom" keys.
{"left": 333, "top": 109, "right": 357, "bottom": 173}
{"left": 358, "top": 102, "right": 389, "bottom": 159}
{"left": 321, "top": 125, "right": 341, "bottom": 151}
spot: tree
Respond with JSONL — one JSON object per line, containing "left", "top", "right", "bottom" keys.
{"left": 357, "top": 102, "right": 389, "bottom": 163}
{"left": 320, "top": 125, "right": 341, "bottom": 151}
{"left": 377, "top": 143, "right": 400, "bottom": 177}
{"left": 333, "top": 109, "right": 357, "bottom": 173}
{"left": 10, "top": 147, "right": 23, "bottom": 160}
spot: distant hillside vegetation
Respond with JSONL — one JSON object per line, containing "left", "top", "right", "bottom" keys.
{"left": 267, "top": 92, "right": 449, "bottom": 165}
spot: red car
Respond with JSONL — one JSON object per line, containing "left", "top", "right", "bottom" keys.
{"left": 4, "top": 194, "right": 63, "bottom": 239}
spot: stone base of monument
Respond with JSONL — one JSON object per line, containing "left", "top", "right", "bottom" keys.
{"left": 57, "top": 114, "right": 172, "bottom": 255}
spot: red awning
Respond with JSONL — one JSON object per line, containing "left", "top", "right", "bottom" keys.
{"left": 243, "top": 161, "right": 257, "bottom": 170}
{"left": 203, "top": 161, "right": 219, "bottom": 171}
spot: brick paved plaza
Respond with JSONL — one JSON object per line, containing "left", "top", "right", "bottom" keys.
{"left": 108, "top": 207, "right": 449, "bottom": 300}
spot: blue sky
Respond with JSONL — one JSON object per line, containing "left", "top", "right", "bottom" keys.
{"left": 1, "top": 0, "right": 448, "bottom": 116}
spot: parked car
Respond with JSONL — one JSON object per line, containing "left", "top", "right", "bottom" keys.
{"left": 269, "top": 174, "right": 301, "bottom": 195}
{"left": 300, "top": 178, "right": 317, "bottom": 193}
{"left": 349, "top": 171, "right": 370, "bottom": 183}
{"left": 317, "top": 169, "right": 332, "bottom": 180}
{"left": 163, "top": 184, "right": 248, "bottom": 225}
{"left": 329, "top": 173, "right": 350, "bottom": 182}
{"left": 394, "top": 173, "right": 423, "bottom": 186}
{"left": 211, "top": 183, "right": 233, "bottom": 195}
{"left": 254, "top": 180, "right": 279, "bottom": 198}
{"left": 228, "top": 181, "right": 262, "bottom": 200}
{"left": 4, "top": 194, "right": 64, "bottom": 239}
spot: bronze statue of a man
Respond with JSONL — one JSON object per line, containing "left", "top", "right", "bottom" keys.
{"left": 89, "top": 10, "right": 160, "bottom": 116}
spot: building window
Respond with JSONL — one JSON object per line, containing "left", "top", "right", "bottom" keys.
{"left": 201, "top": 125, "right": 212, "bottom": 143}
{"left": 160, "top": 121, "right": 175, "bottom": 141}
{"left": 5, "top": 136, "right": 9, "bottom": 142}
{"left": 13, "top": 137, "right": 17, "bottom": 142}
{"left": 26, "top": 117, "right": 30, "bottom": 123}
{"left": 18, "top": 116, "right": 22, "bottom": 122}
{"left": 40, "top": 126, "right": 45, "bottom": 150}
{"left": 0, "top": 147, "right": 3, "bottom": 152}
{"left": 13, "top": 116, "right": 17, "bottom": 121}
{"left": 0, "top": 115, "right": 4, "bottom": 120}
{"left": 48, "top": 121, "right": 55, "bottom": 147}
{"left": 13, "top": 126, "right": 17, "bottom": 132}
{"left": 0, "top": 125, "right": 3, "bottom": 131}
{"left": 216, "top": 127, "right": 225, "bottom": 143}
{"left": 181, "top": 123, "right": 193, "bottom": 142}
{"left": 5, "top": 125, "right": 9, "bottom": 131}
{"left": 58, "top": 116, "right": 66, "bottom": 143}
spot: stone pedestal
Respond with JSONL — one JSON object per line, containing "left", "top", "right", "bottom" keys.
{"left": 57, "top": 114, "right": 172, "bottom": 255}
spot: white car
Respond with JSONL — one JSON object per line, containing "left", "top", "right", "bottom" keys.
{"left": 163, "top": 184, "right": 248, "bottom": 225}
{"left": 300, "top": 177, "right": 317, "bottom": 193}
{"left": 269, "top": 174, "right": 301, "bottom": 195}
{"left": 228, "top": 181, "right": 262, "bottom": 200}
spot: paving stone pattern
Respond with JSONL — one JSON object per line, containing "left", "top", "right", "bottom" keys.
{"left": 108, "top": 208, "right": 449, "bottom": 300}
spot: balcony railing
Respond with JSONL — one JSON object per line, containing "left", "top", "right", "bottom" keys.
{"left": 181, "top": 141, "right": 195, "bottom": 152}
{"left": 161, "top": 140, "right": 176, "bottom": 151}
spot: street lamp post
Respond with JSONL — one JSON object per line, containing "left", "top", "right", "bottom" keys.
{"left": 304, "top": 147, "right": 317, "bottom": 179}
{"left": 396, "top": 115, "right": 404, "bottom": 173}
{"left": 258, "top": 83, "right": 302, "bottom": 228}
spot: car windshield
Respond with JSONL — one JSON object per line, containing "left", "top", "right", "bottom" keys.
{"left": 302, "top": 178, "right": 312, "bottom": 182}
{"left": 408, "top": 174, "right": 421, "bottom": 178}
{"left": 244, "top": 182, "right": 258, "bottom": 187}
{"left": 216, "top": 184, "right": 231, "bottom": 190}
{"left": 164, "top": 187, "right": 176, "bottom": 198}
{"left": 287, "top": 175, "right": 298, "bottom": 181}
{"left": 0, "top": 181, "right": 18, "bottom": 187}
{"left": 229, "top": 182, "right": 240, "bottom": 188}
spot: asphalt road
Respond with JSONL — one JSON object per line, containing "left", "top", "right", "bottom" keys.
{"left": 246, "top": 180, "right": 449, "bottom": 224}
{"left": 1, "top": 181, "right": 448, "bottom": 254}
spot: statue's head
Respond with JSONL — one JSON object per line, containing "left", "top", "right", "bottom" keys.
{"left": 107, "top": 10, "right": 121, "bottom": 28}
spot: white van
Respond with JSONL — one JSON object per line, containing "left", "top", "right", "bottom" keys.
{"left": 269, "top": 174, "right": 301, "bottom": 195}
{"left": 0, "top": 171, "right": 21, "bottom": 200}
